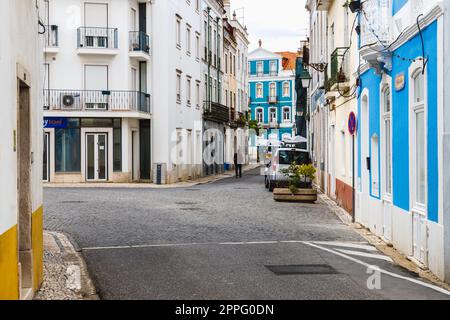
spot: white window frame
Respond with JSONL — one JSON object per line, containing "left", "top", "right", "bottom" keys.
{"left": 256, "top": 107, "right": 264, "bottom": 123}
{"left": 195, "top": 32, "right": 200, "bottom": 60}
{"left": 270, "top": 61, "right": 277, "bottom": 75}
{"left": 408, "top": 60, "right": 428, "bottom": 215}
{"left": 269, "top": 107, "right": 277, "bottom": 123}
{"left": 176, "top": 16, "right": 182, "bottom": 49}
{"left": 257, "top": 62, "right": 263, "bottom": 76}
{"left": 282, "top": 107, "right": 290, "bottom": 122}
{"left": 186, "top": 24, "right": 191, "bottom": 55}
{"left": 256, "top": 83, "right": 263, "bottom": 98}
{"left": 269, "top": 82, "right": 277, "bottom": 98}
{"left": 176, "top": 70, "right": 182, "bottom": 103}
{"left": 283, "top": 81, "right": 290, "bottom": 97}
{"left": 380, "top": 75, "right": 393, "bottom": 201}
{"left": 186, "top": 76, "right": 192, "bottom": 106}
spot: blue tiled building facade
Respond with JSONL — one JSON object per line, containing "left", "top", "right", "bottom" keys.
{"left": 248, "top": 47, "right": 296, "bottom": 142}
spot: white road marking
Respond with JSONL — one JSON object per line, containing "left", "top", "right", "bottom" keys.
{"left": 311, "top": 241, "right": 377, "bottom": 252}
{"left": 303, "top": 241, "right": 450, "bottom": 296}
{"left": 334, "top": 249, "right": 394, "bottom": 263}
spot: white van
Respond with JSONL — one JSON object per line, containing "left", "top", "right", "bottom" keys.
{"left": 265, "top": 148, "right": 311, "bottom": 192}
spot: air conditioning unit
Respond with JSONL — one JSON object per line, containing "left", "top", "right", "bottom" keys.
{"left": 61, "top": 94, "right": 80, "bottom": 110}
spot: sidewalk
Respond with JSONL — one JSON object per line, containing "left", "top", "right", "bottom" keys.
{"left": 44, "top": 164, "right": 261, "bottom": 189}
{"left": 34, "top": 231, "right": 98, "bottom": 300}
{"left": 320, "top": 193, "right": 450, "bottom": 292}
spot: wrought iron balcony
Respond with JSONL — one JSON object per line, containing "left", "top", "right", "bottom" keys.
{"left": 268, "top": 95, "right": 278, "bottom": 104}
{"left": 45, "top": 25, "right": 59, "bottom": 48}
{"left": 326, "top": 47, "right": 349, "bottom": 92}
{"left": 129, "top": 31, "right": 150, "bottom": 54}
{"left": 203, "top": 101, "right": 230, "bottom": 123}
{"left": 77, "top": 27, "right": 118, "bottom": 49}
{"left": 43, "top": 89, "right": 151, "bottom": 113}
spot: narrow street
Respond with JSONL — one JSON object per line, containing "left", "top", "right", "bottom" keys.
{"left": 44, "top": 169, "right": 450, "bottom": 300}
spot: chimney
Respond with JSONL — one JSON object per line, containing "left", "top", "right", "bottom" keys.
{"left": 259, "top": 39, "right": 262, "bottom": 48}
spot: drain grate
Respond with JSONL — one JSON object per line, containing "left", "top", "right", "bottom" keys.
{"left": 184, "top": 188, "right": 200, "bottom": 191}
{"left": 176, "top": 201, "right": 198, "bottom": 205}
{"left": 179, "top": 208, "right": 201, "bottom": 211}
{"left": 265, "top": 264, "right": 338, "bottom": 275}
{"left": 60, "top": 201, "right": 87, "bottom": 204}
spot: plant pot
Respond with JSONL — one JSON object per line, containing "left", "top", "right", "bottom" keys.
{"left": 273, "top": 188, "right": 318, "bottom": 203}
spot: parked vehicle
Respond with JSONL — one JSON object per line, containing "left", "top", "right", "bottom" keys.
{"left": 265, "top": 148, "right": 311, "bottom": 192}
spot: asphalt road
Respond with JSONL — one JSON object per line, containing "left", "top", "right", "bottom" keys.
{"left": 44, "top": 169, "right": 450, "bottom": 300}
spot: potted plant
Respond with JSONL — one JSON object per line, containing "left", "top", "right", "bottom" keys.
{"left": 273, "top": 163, "right": 318, "bottom": 203}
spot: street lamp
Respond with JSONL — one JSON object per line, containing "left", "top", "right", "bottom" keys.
{"left": 299, "top": 69, "right": 312, "bottom": 89}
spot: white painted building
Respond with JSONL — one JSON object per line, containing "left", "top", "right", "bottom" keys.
{"left": 151, "top": 0, "right": 204, "bottom": 183}
{"left": 223, "top": 0, "right": 250, "bottom": 167}
{"left": 0, "top": 0, "right": 44, "bottom": 299}
{"left": 43, "top": 0, "right": 153, "bottom": 183}
{"left": 202, "top": 0, "right": 228, "bottom": 176}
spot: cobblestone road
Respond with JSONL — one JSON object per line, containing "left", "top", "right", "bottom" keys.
{"left": 44, "top": 169, "right": 450, "bottom": 300}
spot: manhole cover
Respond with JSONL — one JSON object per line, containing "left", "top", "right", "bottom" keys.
{"left": 179, "top": 208, "right": 200, "bottom": 211}
{"left": 265, "top": 264, "right": 338, "bottom": 275}
{"left": 60, "top": 201, "right": 87, "bottom": 204}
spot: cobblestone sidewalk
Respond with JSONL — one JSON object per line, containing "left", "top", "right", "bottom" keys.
{"left": 34, "top": 232, "right": 98, "bottom": 300}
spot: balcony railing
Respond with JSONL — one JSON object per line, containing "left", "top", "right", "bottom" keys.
{"left": 129, "top": 31, "right": 150, "bottom": 53}
{"left": 43, "top": 89, "right": 151, "bottom": 113}
{"left": 77, "top": 27, "right": 118, "bottom": 49}
{"left": 360, "top": 0, "right": 391, "bottom": 49}
{"left": 326, "top": 47, "right": 349, "bottom": 91}
{"left": 203, "top": 101, "right": 230, "bottom": 123}
{"left": 268, "top": 95, "right": 278, "bottom": 104}
{"left": 45, "top": 25, "right": 59, "bottom": 48}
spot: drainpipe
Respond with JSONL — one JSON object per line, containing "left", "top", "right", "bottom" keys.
{"left": 216, "top": 17, "right": 221, "bottom": 104}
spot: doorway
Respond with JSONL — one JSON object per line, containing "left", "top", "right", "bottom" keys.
{"left": 360, "top": 94, "right": 370, "bottom": 226}
{"left": 132, "top": 130, "right": 140, "bottom": 181}
{"left": 86, "top": 133, "right": 108, "bottom": 181}
{"left": 43, "top": 132, "right": 50, "bottom": 182}
{"left": 17, "top": 80, "right": 33, "bottom": 297}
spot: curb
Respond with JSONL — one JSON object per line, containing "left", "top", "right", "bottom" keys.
{"left": 35, "top": 231, "right": 99, "bottom": 300}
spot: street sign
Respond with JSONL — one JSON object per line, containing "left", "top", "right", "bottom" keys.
{"left": 348, "top": 112, "right": 357, "bottom": 135}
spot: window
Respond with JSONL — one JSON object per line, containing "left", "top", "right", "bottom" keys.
{"left": 256, "top": 83, "right": 263, "bottom": 98}
{"left": 256, "top": 108, "right": 263, "bottom": 123}
{"left": 382, "top": 85, "right": 392, "bottom": 196}
{"left": 257, "top": 62, "right": 263, "bottom": 76}
{"left": 176, "top": 16, "right": 182, "bottom": 48}
{"left": 270, "top": 61, "right": 276, "bottom": 75}
{"left": 55, "top": 119, "right": 81, "bottom": 173}
{"left": 270, "top": 83, "right": 276, "bottom": 98}
{"left": 283, "top": 107, "right": 290, "bottom": 121}
{"left": 196, "top": 81, "right": 200, "bottom": 108}
{"left": 411, "top": 70, "right": 426, "bottom": 207}
{"left": 186, "top": 76, "right": 192, "bottom": 106}
{"left": 283, "top": 81, "right": 290, "bottom": 97}
{"left": 225, "top": 53, "right": 228, "bottom": 73}
{"left": 269, "top": 108, "right": 277, "bottom": 123}
{"left": 195, "top": 33, "right": 200, "bottom": 59}
{"left": 186, "top": 25, "right": 191, "bottom": 54}
{"left": 176, "top": 71, "right": 182, "bottom": 103}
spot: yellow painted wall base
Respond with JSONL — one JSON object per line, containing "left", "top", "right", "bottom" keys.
{"left": 32, "top": 206, "right": 44, "bottom": 292}
{"left": 0, "top": 225, "right": 19, "bottom": 300}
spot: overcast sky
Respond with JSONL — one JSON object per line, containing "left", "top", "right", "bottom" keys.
{"left": 230, "top": 0, "right": 309, "bottom": 53}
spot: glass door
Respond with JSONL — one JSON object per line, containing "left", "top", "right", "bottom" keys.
{"left": 86, "top": 133, "right": 108, "bottom": 181}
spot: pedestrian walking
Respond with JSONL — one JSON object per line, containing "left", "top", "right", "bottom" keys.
{"left": 234, "top": 149, "right": 244, "bottom": 178}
